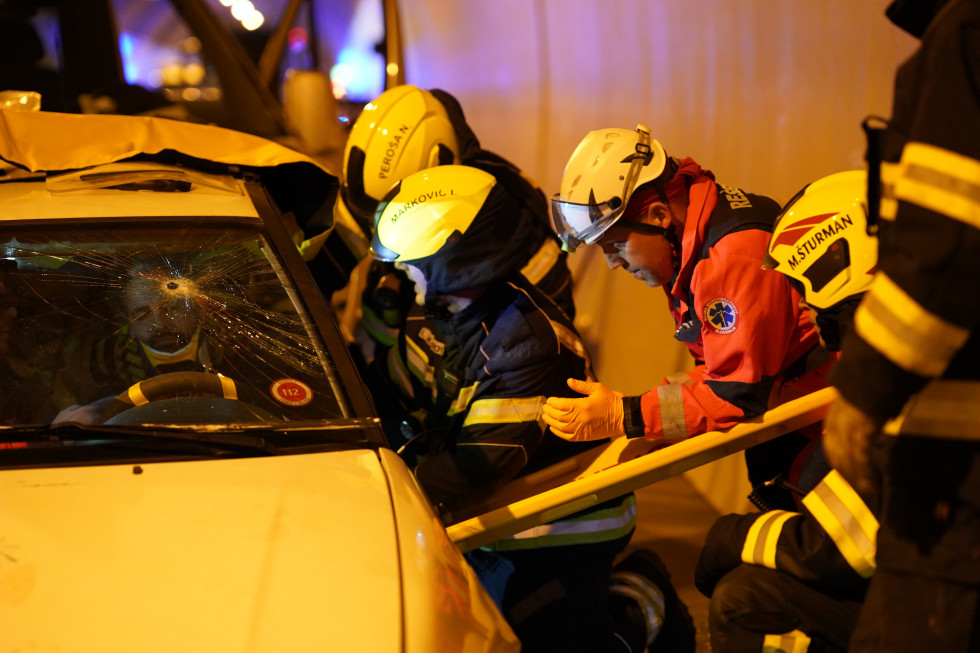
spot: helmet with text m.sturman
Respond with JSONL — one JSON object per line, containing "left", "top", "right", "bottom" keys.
{"left": 764, "top": 170, "right": 877, "bottom": 310}
{"left": 551, "top": 124, "right": 674, "bottom": 252}
{"left": 369, "top": 165, "right": 533, "bottom": 297}
{"left": 335, "top": 85, "right": 459, "bottom": 232}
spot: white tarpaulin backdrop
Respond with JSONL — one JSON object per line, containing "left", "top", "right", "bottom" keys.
{"left": 398, "top": 0, "right": 917, "bottom": 512}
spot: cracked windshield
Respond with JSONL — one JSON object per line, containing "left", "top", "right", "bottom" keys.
{"left": 0, "top": 225, "right": 345, "bottom": 428}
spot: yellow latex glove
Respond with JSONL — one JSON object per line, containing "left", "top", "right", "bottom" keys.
{"left": 823, "top": 393, "right": 882, "bottom": 497}
{"left": 542, "top": 378, "right": 625, "bottom": 442}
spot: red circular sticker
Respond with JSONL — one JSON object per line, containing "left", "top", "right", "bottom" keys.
{"left": 270, "top": 378, "right": 314, "bottom": 406}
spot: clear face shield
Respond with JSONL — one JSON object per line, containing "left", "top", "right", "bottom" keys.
{"left": 550, "top": 128, "right": 654, "bottom": 252}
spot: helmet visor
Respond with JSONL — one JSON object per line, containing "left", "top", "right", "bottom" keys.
{"left": 550, "top": 194, "right": 624, "bottom": 252}
{"left": 550, "top": 127, "right": 653, "bottom": 252}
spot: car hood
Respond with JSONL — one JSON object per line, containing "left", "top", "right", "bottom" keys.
{"left": 1, "top": 449, "right": 404, "bottom": 652}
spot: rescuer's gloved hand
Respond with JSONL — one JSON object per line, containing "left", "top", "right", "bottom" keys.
{"left": 823, "top": 393, "right": 881, "bottom": 497}
{"left": 543, "top": 378, "right": 625, "bottom": 442}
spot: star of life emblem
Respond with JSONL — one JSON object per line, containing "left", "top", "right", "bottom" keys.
{"left": 704, "top": 297, "right": 738, "bottom": 334}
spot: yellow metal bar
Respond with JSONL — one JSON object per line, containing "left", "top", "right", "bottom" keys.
{"left": 448, "top": 387, "right": 836, "bottom": 552}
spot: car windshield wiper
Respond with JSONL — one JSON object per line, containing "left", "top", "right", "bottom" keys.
{"left": 1, "top": 423, "right": 277, "bottom": 457}
{"left": 0, "top": 418, "right": 383, "bottom": 457}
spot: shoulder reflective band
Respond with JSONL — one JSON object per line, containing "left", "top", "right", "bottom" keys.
{"left": 802, "top": 469, "right": 878, "bottom": 578}
{"left": 521, "top": 238, "right": 561, "bottom": 285}
{"left": 763, "top": 629, "right": 812, "bottom": 653}
{"left": 894, "top": 142, "right": 980, "bottom": 231}
{"left": 741, "top": 510, "right": 798, "bottom": 569}
{"left": 855, "top": 272, "right": 969, "bottom": 377}
{"left": 657, "top": 383, "right": 689, "bottom": 441}
{"left": 883, "top": 379, "right": 980, "bottom": 440}
{"left": 462, "top": 396, "right": 546, "bottom": 427}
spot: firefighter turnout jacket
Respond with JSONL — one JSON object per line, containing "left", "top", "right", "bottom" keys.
{"left": 385, "top": 274, "right": 635, "bottom": 544}
{"left": 695, "top": 469, "right": 878, "bottom": 599}
{"left": 830, "top": 0, "right": 980, "bottom": 585}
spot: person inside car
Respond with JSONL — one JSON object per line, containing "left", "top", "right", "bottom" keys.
{"left": 0, "top": 260, "right": 57, "bottom": 426}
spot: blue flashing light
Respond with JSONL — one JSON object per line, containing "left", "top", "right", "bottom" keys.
{"left": 119, "top": 33, "right": 139, "bottom": 85}
{"left": 331, "top": 46, "right": 384, "bottom": 101}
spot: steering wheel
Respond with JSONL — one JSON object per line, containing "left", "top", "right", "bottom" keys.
{"left": 99, "top": 371, "right": 240, "bottom": 424}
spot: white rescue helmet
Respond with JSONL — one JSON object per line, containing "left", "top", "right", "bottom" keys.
{"left": 551, "top": 125, "right": 672, "bottom": 252}
{"left": 337, "top": 85, "right": 459, "bottom": 228}
{"left": 764, "top": 170, "right": 877, "bottom": 310}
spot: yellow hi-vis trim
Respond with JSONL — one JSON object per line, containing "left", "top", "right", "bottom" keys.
{"left": 855, "top": 273, "right": 969, "bottom": 377}
{"left": 657, "top": 383, "right": 688, "bottom": 441}
{"left": 879, "top": 161, "right": 900, "bottom": 221}
{"left": 298, "top": 229, "right": 331, "bottom": 262}
{"left": 462, "top": 396, "right": 546, "bottom": 428}
{"left": 763, "top": 629, "right": 812, "bottom": 653}
{"left": 448, "top": 382, "right": 479, "bottom": 417}
{"left": 128, "top": 383, "right": 150, "bottom": 407}
{"left": 742, "top": 510, "right": 797, "bottom": 569}
{"left": 883, "top": 379, "right": 980, "bottom": 439}
{"left": 218, "top": 375, "right": 238, "bottom": 400}
{"left": 521, "top": 238, "right": 561, "bottom": 284}
{"left": 802, "top": 470, "right": 877, "bottom": 578}
{"left": 404, "top": 335, "right": 436, "bottom": 386}
{"left": 896, "top": 142, "right": 980, "bottom": 230}
{"left": 549, "top": 320, "right": 592, "bottom": 368}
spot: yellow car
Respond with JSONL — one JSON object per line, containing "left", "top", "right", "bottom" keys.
{"left": 0, "top": 107, "right": 518, "bottom": 653}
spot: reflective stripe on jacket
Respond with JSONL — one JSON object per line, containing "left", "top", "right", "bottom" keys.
{"left": 388, "top": 275, "right": 615, "bottom": 534}
{"left": 696, "top": 469, "right": 877, "bottom": 598}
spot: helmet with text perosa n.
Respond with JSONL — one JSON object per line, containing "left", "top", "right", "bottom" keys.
{"left": 336, "top": 85, "right": 459, "bottom": 231}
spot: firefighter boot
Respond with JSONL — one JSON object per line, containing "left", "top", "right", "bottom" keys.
{"left": 608, "top": 548, "right": 696, "bottom": 653}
